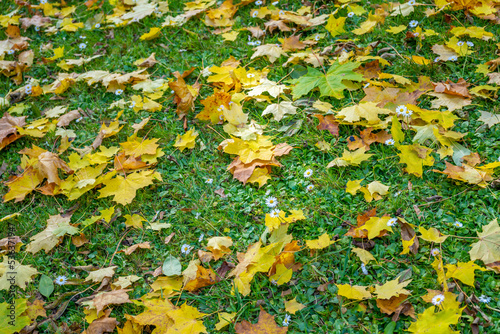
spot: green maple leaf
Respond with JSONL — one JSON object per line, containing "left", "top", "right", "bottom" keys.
{"left": 0, "top": 298, "right": 31, "bottom": 333}
{"left": 290, "top": 61, "right": 363, "bottom": 99}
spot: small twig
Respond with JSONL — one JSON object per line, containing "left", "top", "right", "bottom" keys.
{"left": 417, "top": 187, "right": 470, "bottom": 207}
{"left": 107, "top": 228, "right": 131, "bottom": 266}
{"left": 207, "top": 125, "right": 226, "bottom": 140}
{"left": 378, "top": 41, "right": 407, "bottom": 61}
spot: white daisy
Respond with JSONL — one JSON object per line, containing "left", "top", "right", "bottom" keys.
{"left": 431, "top": 248, "right": 440, "bottom": 256}
{"left": 115, "top": 89, "right": 123, "bottom": 95}
{"left": 385, "top": 139, "right": 395, "bottom": 145}
{"left": 314, "top": 34, "right": 320, "bottom": 41}
{"left": 457, "top": 41, "right": 464, "bottom": 46}
{"left": 478, "top": 295, "right": 491, "bottom": 303}
{"left": 408, "top": 0, "right": 416, "bottom": 5}
{"left": 304, "top": 169, "right": 313, "bottom": 178}
{"left": 279, "top": 10, "right": 285, "bottom": 15}
{"left": 255, "top": 40, "right": 261, "bottom": 46}
{"left": 94, "top": 23, "right": 101, "bottom": 28}
{"left": 79, "top": 43, "right": 87, "bottom": 50}
{"left": 198, "top": 233, "right": 204, "bottom": 242}
{"left": 282, "top": 314, "right": 291, "bottom": 326}
{"left": 453, "top": 221, "right": 463, "bottom": 228}
{"left": 272, "top": 1, "right": 279, "bottom": 5}
{"left": 409, "top": 20, "right": 418, "bottom": 28}
{"left": 348, "top": 12, "right": 355, "bottom": 18}
{"left": 265, "top": 196, "right": 278, "bottom": 208}
{"left": 252, "top": 11, "right": 258, "bottom": 18}
{"left": 432, "top": 294, "right": 445, "bottom": 306}
{"left": 7, "top": 49, "right": 15, "bottom": 55}
{"left": 306, "top": 184, "right": 314, "bottom": 192}
{"left": 25, "top": 84, "right": 32, "bottom": 94}
{"left": 434, "top": 57, "right": 440, "bottom": 63}
{"left": 181, "top": 244, "right": 193, "bottom": 255}
{"left": 130, "top": 101, "right": 136, "bottom": 108}
{"left": 270, "top": 209, "right": 281, "bottom": 218}
{"left": 55, "top": 275, "right": 67, "bottom": 285}
{"left": 466, "top": 41, "right": 474, "bottom": 47}
{"left": 395, "top": 105, "right": 407, "bottom": 116}
{"left": 205, "top": 178, "right": 213, "bottom": 184}
{"left": 387, "top": 218, "right": 398, "bottom": 226}
{"left": 255, "top": 0, "right": 263, "bottom": 5}
{"left": 247, "top": 73, "right": 255, "bottom": 78}
{"left": 414, "top": 32, "right": 419, "bottom": 37}
{"left": 35, "top": 26, "right": 40, "bottom": 31}
{"left": 449, "top": 56, "right": 457, "bottom": 61}
{"left": 403, "top": 108, "right": 413, "bottom": 117}
{"left": 40, "top": 0, "right": 47, "bottom": 4}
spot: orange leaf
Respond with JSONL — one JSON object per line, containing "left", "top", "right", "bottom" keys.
{"left": 235, "top": 307, "right": 288, "bottom": 334}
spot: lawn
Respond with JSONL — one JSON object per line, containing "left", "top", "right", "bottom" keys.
{"left": 0, "top": 0, "right": 500, "bottom": 333}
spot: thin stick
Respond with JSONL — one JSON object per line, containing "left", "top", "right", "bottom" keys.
{"left": 107, "top": 228, "right": 131, "bottom": 266}
{"left": 207, "top": 125, "right": 226, "bottom": 139}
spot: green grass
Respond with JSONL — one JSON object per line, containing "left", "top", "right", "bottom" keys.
{"left": 1, "top": 0, "right": 500, "bottom": 333}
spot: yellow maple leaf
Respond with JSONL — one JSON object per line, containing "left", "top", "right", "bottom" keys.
{"left": 46, "top": 46, "right": 64, "bottom": 61}
{"left": 357, "top": 216, "right": 393, "bottom": 239}
{"left": 346, "top": 179, "right": 363, "bottom": 195}
{"left": 3, "top": 167, "right": 44, "bottom": 202}
{"left": 327, "top": 148, "right": 373, "bottom": 167}
{"left": 140, "top": 27, "right": 162, "bottom": 40}
{"left": 352, "top": 247, "right": 376, "bottom": 264}
{"left": 353, "top": 15, "right": 381, "bottom": 35}
{"left": 0, "top": 256, "right": 38, "bottom": 290}
{"left": 284, "top": 298, "right": 305, "bottom": 314}
{"left": 431, "top": 255, "right": 447, "bottom": 288}
{"left": 305, "top": 233, "right": 335, "bottom": 249}
{"left": 269, "top": 263, "right": 293, "bottom": 285}
{"left": 173, "top": 128, "right": 198, "bottom": 152}
{"left": 120, "top": 136, "right": 159, "bottom": 157}
{"left": 247, "top": 167, "right": 271, "bottom": 188}
{"left": 336, "top": 284, "right": 372, "bottom": 300}
{"left": 325, "top": 15, "right": 345, "bottom": 37}
{"left": 419, "top": 227, "right": 448, "bottom": 243}
{"left": 123, "top": 214, "right": 146, "bottom": 229}
{"left": 215, "top": 312, "right": 237, "bottom": 330}
{"left": 386, "top": 25, "right": 406, "bottom": 34}
{"left": 98, "top": 170, "right": 161, "bottom": 205}
{"left": 374, "top": 278, "right": 412, "bottom": 299}
{"left": 206, "top": 236, "right": 232, "bottom": 260}
{"left": 401, "top": 236, "right": 416, "bottom": 255}
{"left": 408, "top": 293, "right": 464, "bottom": 334}
{"left": 397, "top": 144, "right": 434, "bottom": 177}
{"left": 222, "top": 30, "right": 239, "bottom": 41}
{"left": 26, "top": 215, "right": 78, "bottom": 254}
{"left": 469, "top": 219, "right": 500, "bottom": 265}
{"left": 250, "top": 44, "right": 287, "bottom": 63}
{"left": 337, "top": 102, "right": 392, "bottom": 124}
{"left": 445, "top": 261, "right": 486, "bottom": 286}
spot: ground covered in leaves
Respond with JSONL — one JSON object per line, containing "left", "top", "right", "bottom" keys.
{"left": 1, "top": 0, "right": 500, "bottom": 333}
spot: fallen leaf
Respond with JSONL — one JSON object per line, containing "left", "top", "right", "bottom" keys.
{"left": 235, "top": 307, "right": 288, "bottom": 334}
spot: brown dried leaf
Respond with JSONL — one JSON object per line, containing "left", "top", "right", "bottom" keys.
{"left": 314, "top": 114, "right": 339, "bottom": 136}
